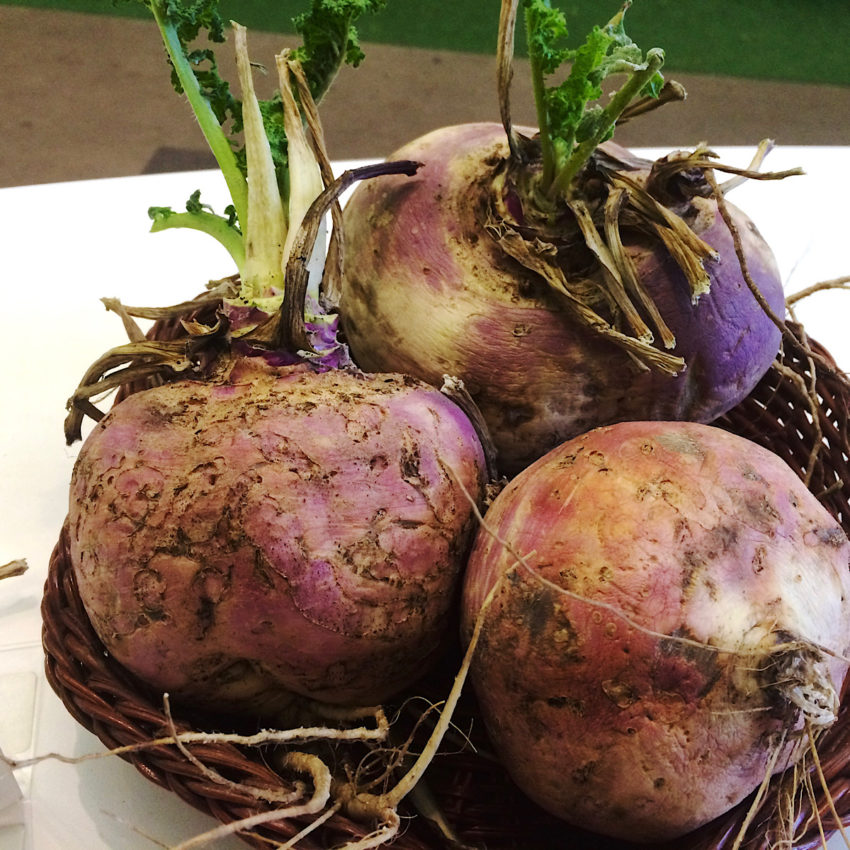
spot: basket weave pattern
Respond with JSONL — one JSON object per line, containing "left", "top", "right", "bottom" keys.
{"left": 42, "top": 321, "right": 850, "bottom": 849}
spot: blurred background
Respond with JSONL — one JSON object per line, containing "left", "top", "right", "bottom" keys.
{"left": 2, "top": 0, "right": 849, "bottom": 187}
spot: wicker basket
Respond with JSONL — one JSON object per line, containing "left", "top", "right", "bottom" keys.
{"left": 42, "top": 321, "right": 850, "bottom": 850}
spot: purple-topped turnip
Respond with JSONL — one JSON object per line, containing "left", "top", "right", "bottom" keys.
{"left": 64, "top": 5, "right": 489, "bottom": 713}
{"left": 338, "top": 0, "right": 792, "bottom": 476}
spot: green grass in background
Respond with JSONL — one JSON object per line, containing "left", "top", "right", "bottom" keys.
{"left": 4, "top": 0, "right": 847, "bottom": 86}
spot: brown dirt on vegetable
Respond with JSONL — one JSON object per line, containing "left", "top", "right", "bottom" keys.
{"left": 68, "top": 360, "right": 487, "bottom": 711}
{"left": 461, "top": 420, "right": 850, "bottom": 842}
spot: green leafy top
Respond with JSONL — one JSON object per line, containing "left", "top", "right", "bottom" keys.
{"left": 523, "top": 0, "right": 664, "bottom": 200}
{"left": 136, "top": 0, "right": 385, "bottom": 309}
{"left": 292, "top": 0, "right": 388, "bottom": 102}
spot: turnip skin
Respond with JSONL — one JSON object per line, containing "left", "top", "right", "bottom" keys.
{"left": 460, "top": 420, "right": 850, "bottom": 842}
{"left": 68, "top": 359, "right": 487, "bottom": 710}
{"left": 339, "top": 123, "right": 785, "bottom": 477}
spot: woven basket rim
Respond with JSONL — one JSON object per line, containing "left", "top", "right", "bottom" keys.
{"left": 42, "top": 321, "right": 850, "bottom": 850}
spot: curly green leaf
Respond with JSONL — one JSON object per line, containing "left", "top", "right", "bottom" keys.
{"left": 291, "top": 0, "right": 388, "bottom": 102}
{"left": 521, "top": 0, "right": 666, "bottom": 198}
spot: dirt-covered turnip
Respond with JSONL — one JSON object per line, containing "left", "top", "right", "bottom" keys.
{"left": 338, "top": 2, "right": 790, "bottom": 477}
{"left": 460, "top": 420, "right": 850, "bottom": 843}
{"left": 69, "top": 359, "right": 486, "bottom": 709}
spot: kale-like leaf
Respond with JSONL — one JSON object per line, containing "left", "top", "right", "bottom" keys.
{"left": 291, "top": 0, "right": 389, "bottom": 101}
{"left": 522, "top": 0, "right": 665, "bottom": 198}
{"left": 524, "top": 0, "right": 571, "bottom": 76}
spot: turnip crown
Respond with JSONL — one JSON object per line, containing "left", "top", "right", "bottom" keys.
{"left": 486, "top": 0, "right": 797, "bottom": 381}
{"left": 64, "top": 0, "right": 422, "bottom": 442}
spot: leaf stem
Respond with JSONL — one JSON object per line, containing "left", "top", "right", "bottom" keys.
{"left": 149, "top": 0, "right": 248, "bottom": 228}
{"left": 524, "top": 4, "right": 556, "bottom": 186}
{"left": 549, "top": 47, "right": 664, "bottom": 199}
{"left": 233, "top": 22, "right": 287, "bottom": 304}
{"left": 149, "top": 210, "right": 246, "bottom": 270}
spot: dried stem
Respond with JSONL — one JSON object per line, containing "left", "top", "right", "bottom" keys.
{"left": 99, "top": 278, "right": 236, "bottom": 324}
{"left": 440, "top": 375, "right": 500, "bottom": 482}
{"left": 275, "top": 159, "right": 421, "bottom": 354}
{"left": 718, "top": 138, "right": 776, "bottom": 193}
{"left": 603, "top": 187, "right": 677, "bottom": 349}
{"left": 285, "top": 56, "right": 346, "bottom": 307}
{"left": 496, "top": 0, "right": 521, "bottom": 160}
{"left": 704, "top": 168, "right": 789, "bottom": 337}
{"left": 704, "top": 168, "right": 828, "bottom": 485}
{"left": 487, "top": 214, "right": 685, "bottom": 374}
{"left": 64, "top": 339, "right": 195, "bottom": 443}
{"left": 569, "top": 196, "right": 654, "bottom": 343}
{"left": 0, "top": 559, "right": 27, "bottom": 581}
{"left": 618, "top": 79, "right": 687, "bottom": 123}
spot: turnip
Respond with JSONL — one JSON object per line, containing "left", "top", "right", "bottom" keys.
{"left": 460, "top": 420, "right": 850, "bottom": 843}
{"left": 68, "top": 360, "right": 486, "bottom": 709}
{"left": 63, "top": 4, "right": 489, "bottom": 713}
{"left": 338, "top": 0, "right": 794, "bottom": 476}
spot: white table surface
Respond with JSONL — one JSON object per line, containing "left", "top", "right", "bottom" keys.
{"left": 1, "top": 148, "right": 849, "bottom": 848}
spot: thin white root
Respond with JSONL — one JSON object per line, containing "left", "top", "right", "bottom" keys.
{"left": 333, "top": 807, "right": 400, "bottom": 850}
{"left": 6, "top": 703, "right": 388, "bottom": 774}
{"left": 2, "top": 694, "right": 394, "bottom": 847}
{"left": 169, "top": 806, "right": 307, "bottom": 850}
{"left": 806, "top": 720, "right": 850, "bottom": 848}
{"left": 163, "top": 694, "right": 304, "bottom": 805}
{"left": 731, "top": 729, "right": 789, "bottom": 850}
{"left": 168, "top": 751, "right": 332, "bottom": 848}
{"left": 308, "top": 703, "right": 390, "bottom": 726}
{"left": 801, "top": 767, "right": 826, "bottom": 849}
{"left": 281, "top": 750, "right": 333, "bottom": 810}
{"left": 278, "top": 801, "right": 344, "bottom": 849}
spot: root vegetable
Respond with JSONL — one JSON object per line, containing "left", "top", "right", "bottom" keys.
{"left": 69, "top": 360, "right": 486, "bottom": 708}
{"left": 338, "top": 2, "right": 789, "bottom": 477}
{"left": 460, "top": 420, "right": 850, "bottom": 842}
